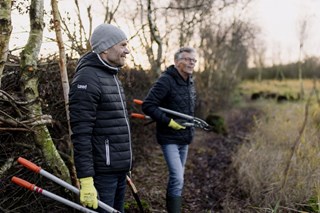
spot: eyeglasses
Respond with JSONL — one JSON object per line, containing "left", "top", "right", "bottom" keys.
{"left": 180, "top": 57, "right": 197, "bottom": 63}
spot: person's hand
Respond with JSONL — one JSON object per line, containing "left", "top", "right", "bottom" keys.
{"left": 79, "top": 177, "right": 98, "bottom": 209}
{"left": 168, "top": 119, "right": 186, "bottom": 130}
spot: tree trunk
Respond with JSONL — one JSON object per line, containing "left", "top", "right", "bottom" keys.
{"left": 19, "top": 0, "right": 71, "bottom": 183}
{"left": 51, "top": 0, "right": 70, "bottom": 123}
{"left": 147, "top": 0, "right": 162, "bottom": 77}
{"left": 0, "top": 0, "right": 12, "bottom": 88}
{"left": 51, "top": 0, "right": 78, "bottom": 187}
{"left": 298, "top": 45, "right": 304, "bottom": 99}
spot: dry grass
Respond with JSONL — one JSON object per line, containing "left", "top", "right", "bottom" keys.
{"left": 239, "top": 79, "right": 319, "bottom": 95}
{"left": 232, "top": 98, "right": 320, "bottom": 212}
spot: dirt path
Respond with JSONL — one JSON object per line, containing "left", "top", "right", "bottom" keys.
{"left": 128, "top": 106, "right": 261, "bottom": 212}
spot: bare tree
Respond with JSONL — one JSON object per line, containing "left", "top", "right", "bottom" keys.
{"left": 19, "top": 0, "right": 71, "bottom": 182}
{"left": 59, "top": 0, "right": 92, "bottom": 56}
{"left": 272, "top": 46, "right": 285, "bottom": 81}
{"left": 0, "top": 0, "right": 12, "bottom": 88}
{"left": 198, "top": 0, "right": 256, "bottom": 113}
{"left": 298, "top": 17, "right": 308, "bottom": 99}
{"left": 128, "top": 0, "right": 255, "bottom": 112}
{"left": 59, "top": 0, "right": 122, "bottom": 56}
{"left": 131, "top": 0, "right": 210, "bottom": 78}
{"left": 51, "top": 0, "right": 78, "bottom": 186}
{"left": 100, "top": 0, "right": 122, "bottom": 23}
{"left": 51, "top": 0, "right": 70, "bottom": 132}
{"left": 131, "top": 0, "right": 163, "bottom": 77}
{"left": 146, "top": 0, "right": 162, "bottom": 76}
{"left": 167, "top": 0, "right": 212, "bottom": 46}
{"left": 251, "top": 38, "right": 266, "bottom": 82}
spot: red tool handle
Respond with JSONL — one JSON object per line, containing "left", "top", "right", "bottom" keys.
{"left": 18, "top": 157, "right": 41, "bottom": 173}
{"left": 131, "top": 113, "right": 147, "bottom": 119}
{"left": 133, "top": 99, "right": 143, "bottom": 105}
{"left": 11, "top": 176, "right": 35, "bottom": 191}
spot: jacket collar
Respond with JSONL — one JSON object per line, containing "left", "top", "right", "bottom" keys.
{"left": 76, "top": 52, "right": 119, "bottom": 75}
{"left": 166, "top": 65, "right": 192, "bottom": 85}
{"left": 96, "top": 53, "right": 120, "bottom": 73}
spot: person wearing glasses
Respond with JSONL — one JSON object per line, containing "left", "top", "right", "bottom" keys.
{"left": 69, "top": 24, "right": 131, "bottom": 213}
{"left": 142, "top": 47, "right": 197, "bottom": 213}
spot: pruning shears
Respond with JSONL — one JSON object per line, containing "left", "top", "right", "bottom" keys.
{"left": 12, "top": 157, "right": 120, "bottom": 213}
{"left": 131, "top": 99, "right": 212, "bottom": 131}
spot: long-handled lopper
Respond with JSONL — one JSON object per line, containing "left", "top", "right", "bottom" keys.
{"left": 16, "top": 157, "right": 120, "bottom": 213}
{"left": 132, "top": 99, "right": 212, "bottom": 131}
{"left": 11, "top": 176, "right": 98, "bottom": 213}
{"left": 126, "top": 173, "right": 144, "bottom": 212}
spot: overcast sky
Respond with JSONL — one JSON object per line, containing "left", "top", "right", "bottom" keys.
{"left": 252, "top": 0, "right": 320, "bottom": 65}
{"left": 9, "top": 0, "right": 320, "bottom": 67}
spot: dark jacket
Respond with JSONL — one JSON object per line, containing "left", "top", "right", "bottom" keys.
{"left": 142, "top": 65, "right": 196, "bottom": 145}
{"left": 69, "top": 52, "right": 132, "bottom": 178}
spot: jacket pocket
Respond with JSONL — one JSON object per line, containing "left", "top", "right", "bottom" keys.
{"left": 105, "top": 139, "right": 110, "bottom": 166}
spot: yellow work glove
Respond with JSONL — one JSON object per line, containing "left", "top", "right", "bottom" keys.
{"left": 79, "top": 177, "right": 98, "bottom": 209}
{"left": 168, "top": 119, "right": 186, "bottom": 130}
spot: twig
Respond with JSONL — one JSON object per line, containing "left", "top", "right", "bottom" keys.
{"left": 0, "top": 157, "right": 14, "bottom": 178}
{"left": 0, "top": 110, "right": 33, "bottom": 131}
{"left": 0, "top": 127, "right": 33, "bottom": 132}
{"left": 280, "top": 88, "right": 315, "bottom": 195}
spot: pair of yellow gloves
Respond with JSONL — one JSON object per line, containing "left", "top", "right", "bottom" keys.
{"left": 79, "top": 119, "right": 183, "bottom": 209}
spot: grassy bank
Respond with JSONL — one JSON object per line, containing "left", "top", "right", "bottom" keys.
{"left": 231, "top": 79, "right": 320, "bottom": 212}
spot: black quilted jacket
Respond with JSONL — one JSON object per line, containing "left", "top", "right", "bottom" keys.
{"left": 69, "top": 52, "right": 132, "bottom": 178}
{"left": 142, "top": 65, "right": 196, "bottom": 145}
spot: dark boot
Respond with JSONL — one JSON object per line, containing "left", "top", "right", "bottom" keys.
{"left": 166, "top": 195, "right": 182, "bottom": 213}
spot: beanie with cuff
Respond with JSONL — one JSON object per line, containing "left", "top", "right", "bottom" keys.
{"left": 90, "top": 24, "right": 127, "bottom": 54}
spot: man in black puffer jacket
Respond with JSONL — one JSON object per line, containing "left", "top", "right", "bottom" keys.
{"left": 69, "top": 24, "right": 131, "bottom": 213}
{"left": 142, "top": 47, "right": 197, "bottom": 213}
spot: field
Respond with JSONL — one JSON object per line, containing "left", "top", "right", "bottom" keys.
{"left": 238, "top": 79, "right": 319, "bottom": 101}
{"left": 230, "top": 79, "right": 320, "bottom": 212}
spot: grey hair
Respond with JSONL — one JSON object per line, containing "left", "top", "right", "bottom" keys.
{"left": 174, "top": 47, "right": 196, "bottom": 61}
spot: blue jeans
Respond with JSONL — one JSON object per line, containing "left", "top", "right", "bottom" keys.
{"left": 161, "top": 144, "right": 189, "bottom": 197}
{"left": 94, "top": 173, "right": 127, "bottom": 213}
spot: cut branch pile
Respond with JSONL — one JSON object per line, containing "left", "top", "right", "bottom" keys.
{"left": 0, "top": 89, "right": 53, "bottom": 131}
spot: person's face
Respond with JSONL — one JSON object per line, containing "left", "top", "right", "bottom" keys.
{"left": 101, "top": 40, "right": 130, "bottom": 67}
{"left": 174, "top": 51, "right": 197, "bottom": 79}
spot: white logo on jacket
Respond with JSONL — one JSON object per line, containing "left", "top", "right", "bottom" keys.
{"left": 77, "top": 84, "right": 87, "bottom": 89}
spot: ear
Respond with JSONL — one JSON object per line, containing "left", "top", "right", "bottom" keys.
{"left": 174, "top": 59, "right": 180, "bottom": 66}
{"left": 175, "top": 61, "right": 184, "bottom": 70}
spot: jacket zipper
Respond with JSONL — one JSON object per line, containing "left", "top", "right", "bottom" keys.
{"left": 105, "top": 139, "right": 110, "bottom": 166}
{"left": 97, "top": 54, "right": 132, "bottom": 169}
{"left": 113, "top": 75, "right": 132, "bottom": 170}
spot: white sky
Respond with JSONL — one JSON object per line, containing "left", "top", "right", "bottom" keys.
{"left": 251, "top": 0, "right": 320, "bottom": 65}
{"left": 9, "top": 0, "right": 320, "bottom": 67}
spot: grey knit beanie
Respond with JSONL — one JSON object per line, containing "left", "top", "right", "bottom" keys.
{"left": 90, "top": 24, "right": 127, "bottom": 54}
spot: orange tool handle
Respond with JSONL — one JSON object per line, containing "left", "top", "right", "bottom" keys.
{"left": 11, "top": 176, "right": 35, "bottom": 191}
{"left": 131, "top": 113, "right": 147, "bottom": 119}
{"left": 133, "top": 99, "right": 143, "bottom": 105}
{"left": 18, "top": 157, "right": 41, "bottom": 173}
